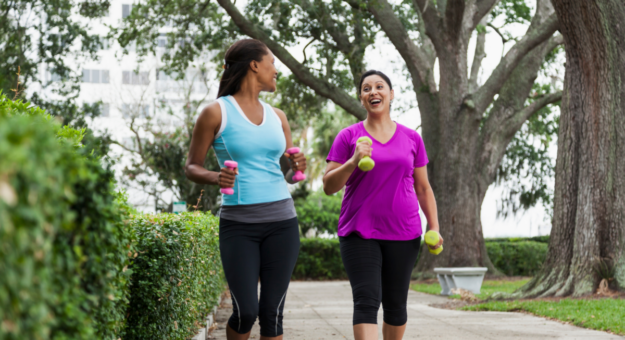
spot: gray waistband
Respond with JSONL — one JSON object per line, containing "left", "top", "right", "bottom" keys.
{"left": 218, "top": 198, "right": 297, "bottom": 223}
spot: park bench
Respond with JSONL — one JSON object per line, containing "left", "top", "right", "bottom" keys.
{"left": 433, "top": 267, "right": 488, "bottom": 296}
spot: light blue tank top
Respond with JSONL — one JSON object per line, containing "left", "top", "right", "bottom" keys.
{"left": 213, "top": 95, "right": 291, "bottom": 206}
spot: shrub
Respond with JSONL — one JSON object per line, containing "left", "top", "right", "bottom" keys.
{"left": 295, "top": 191, "right": 343, "bottom": 237}
{"left": 293, "top": 237, "right": 549, "bottom": 279}
{"left": 293, "top": 238, "right": 347, "bottom": 280}
{"left": 486, "top": 235, "right": 550, "bottom": 244}
{"left": 485, "top": 241, "right": 548, "bottom": 276}
{"left": 0, "top": 95, "right": 132, "bottom": 339}
{"left": 122, "top": 212, "right": 224, "bottom": 340}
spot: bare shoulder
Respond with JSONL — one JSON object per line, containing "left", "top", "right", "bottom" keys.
{"left": 196, "top": 101, "right": 222, "bottom": 131}
{"left": 271, "top": 106, "right": 289, "bottom": 125}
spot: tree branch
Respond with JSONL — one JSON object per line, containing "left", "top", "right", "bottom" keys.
{"left": 515, "top": 91, "right": 562, "bottom": 125}
{"left": 299, "top": 0, "right": 351, "bottom": 53}
{"left": 472, "top": 0, "right": 500, "bottom": 28}
{"left": 473, "top": 13, "right": 558, "bottom": 113}
{"left": 469, "top": 17, "right": 488, "bottom": 92}
{"left": 361, "top": 0, "right": 436, "bottom": 91}
{"left": 488, "top": 23, "right": 510, "bottom": 44}
{"left": 477, "top": 33, "right": 563, "bottom": 186}
{"left": 302, "top": 38, "right": 315, "bottom": 64}
{"left": 412, "top": 0, "right": 443, "bottom": 45}
{"left": 216, "top": 0, "right": 366, "bottom": 120}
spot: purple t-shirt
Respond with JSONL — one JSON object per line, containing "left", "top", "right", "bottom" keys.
{"left": 327, "top": 122, "right": 429, "bottom": 240}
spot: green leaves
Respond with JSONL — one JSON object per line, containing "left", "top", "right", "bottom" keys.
{"left": 292, "top": 238, "right": 347, "bottom": 280}
{"left": 122, "top": 212, "right": 224, "bottom": 340}
{"left": 0, "top": 95, "right": 132, "bottom": 340}
{"left": 491, "top": 0, "right": 533, "bottom": 25}
{"left": 486, "top": 241, "right": 548, "bottom": 276}
{"left": 295, "top": 190, "right": 343, "bottom": 237}
{"left": 496, "top": 83, "right": 560, "bottom": 219}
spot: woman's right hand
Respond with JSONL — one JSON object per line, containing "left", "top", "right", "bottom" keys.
{"left": 218, "top": 167, "right": 238, "bottom": 189}
{"left": 350, "top": 140, "right": 372, "bottom": 165}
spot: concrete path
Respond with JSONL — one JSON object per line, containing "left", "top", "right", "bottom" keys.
{"left": 210, "top": 281, "right": 622, "bottom": 339}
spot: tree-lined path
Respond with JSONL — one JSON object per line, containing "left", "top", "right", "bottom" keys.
{"left": 211, "top": 282, "right": 622, "bottom": 339}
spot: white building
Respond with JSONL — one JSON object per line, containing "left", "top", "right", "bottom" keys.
{"left": 37, "top": 0, "right": 218, "bottom": 211}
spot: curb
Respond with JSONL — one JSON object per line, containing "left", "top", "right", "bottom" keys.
{"left": 192, "top": 294, "right": 225, "bottom": 340}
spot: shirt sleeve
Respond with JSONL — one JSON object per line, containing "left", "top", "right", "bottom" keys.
{"left": 413, "top": 132, "right": 429, "bottom": 168}
{"left": 326, "top": 128, "right": 353, "bottom": 164}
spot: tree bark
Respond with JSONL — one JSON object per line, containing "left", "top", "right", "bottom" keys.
{"left": 513, "top": 0, "right": 625, "bottom": 297}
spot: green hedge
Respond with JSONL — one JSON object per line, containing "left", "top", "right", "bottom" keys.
{"left": 485, "top": 241, "right": 548, "bottom": 276}
{"left": 122, "top": 212, "right": 224, "bottom": 340}
{"left": 294, "top": 237, "right": 549, "bottom": 279}
{"left": 293, "top": 238, "right": 346, "bottom": 280}
{"left": 0, "top": 95, "right": 132, "bottom": 339}
{"left": 486, "top": 236, "right": 550, "bottom": 244}
{"left": 1, "top": 95, "right": 225, "bottom": 340}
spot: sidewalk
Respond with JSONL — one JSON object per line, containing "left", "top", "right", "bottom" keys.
{"left": 210, "top": 281, "right": 622, "bottom": 339}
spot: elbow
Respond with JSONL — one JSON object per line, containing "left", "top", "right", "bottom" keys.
{"left": 322, "top": 178, "right": 333, "bottom": 196}
{"left": 415, "top": 185, "right": 429, "bottom": 198}
{"left": 184, "top": 164, "right": 193, "bottom": 181}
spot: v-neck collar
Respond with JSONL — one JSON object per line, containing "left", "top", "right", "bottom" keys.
{"left": 228, "top": 95, "right": 266, "bottom": 127}
{"left": 361, "top": 121, "right": 398, "bottom": 145}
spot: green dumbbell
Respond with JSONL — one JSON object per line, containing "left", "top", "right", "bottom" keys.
{"left": 356, "top": 136, "right": 375, "bottom": 171}
{"left": 424, "top": 230, "right": 443, "bottom": 255}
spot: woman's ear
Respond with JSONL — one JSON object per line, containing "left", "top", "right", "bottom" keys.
{"left": 390, "top": 89, "right": 395, "bottom": 101}
{"left": 250, "top": 60, "right": 259, "bottom": 73}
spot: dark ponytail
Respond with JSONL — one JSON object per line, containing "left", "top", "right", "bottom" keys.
{"left": 217, "top": 39, "right": 270, "bottom": 98}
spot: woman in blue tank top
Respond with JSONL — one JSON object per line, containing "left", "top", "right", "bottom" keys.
{"left": 185, "top": 39, "right": 306, "bottom": 340}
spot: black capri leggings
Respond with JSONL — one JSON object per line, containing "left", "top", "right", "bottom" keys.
{"left": 339, "top": 233, "right": 421, "bottom": 326}
{"left": 219, "top": 217, "right": 300, "bottom": 337}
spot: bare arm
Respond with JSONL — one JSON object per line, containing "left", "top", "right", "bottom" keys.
{"left": 184, "top": 102, "right": 237, "bottom": 189}
{"left": 272, "top": 107, "right": 307, "bottom": 184}
{"left": 322, "top": 140, "right": 372, "bottom": 195}
{"left": 413, "top": 166, "right": 443, "bottom": 248}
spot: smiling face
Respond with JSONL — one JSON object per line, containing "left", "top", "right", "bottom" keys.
{"left": 359, "top": 75, "right": 394, "bottom": 115}
{"left": 252, "top": 49, "right": 278, "bottom": 92}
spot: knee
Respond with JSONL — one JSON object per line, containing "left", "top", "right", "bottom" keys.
{"left": 229, "top": 310, "right": 258, "bottom": 334}
{"left": 353, "top": 297, "right": 380, "bottom": 325}
{"left": 383, "top": 305, "right": 407, "bottom": 326}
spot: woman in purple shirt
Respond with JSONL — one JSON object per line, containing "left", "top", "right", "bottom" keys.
{"left": 323, "top": 70, "right": 443, "bottom": 340}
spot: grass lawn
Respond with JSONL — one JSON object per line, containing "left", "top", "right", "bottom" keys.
{"left": 411, "top": 278, "right": 625, "bottom": 335}
{"left": 464, "top": 298, "right": 625, "bottom": 335}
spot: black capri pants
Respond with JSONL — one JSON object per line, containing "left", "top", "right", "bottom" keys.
{"left": 339, "top": 233, "right": 421, "bottom": 326}
{"left": 219, "top": 217, "right": 300, "bottom": 337}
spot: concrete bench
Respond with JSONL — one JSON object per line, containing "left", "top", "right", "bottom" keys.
{"left": 434, "top": 267, "right": 488, "bottom": 296}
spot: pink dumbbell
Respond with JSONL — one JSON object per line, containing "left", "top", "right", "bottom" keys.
{"left": 220, "top": 160, "right": 238, "bottom": 195}
{"left": 286, "top": 147, "right": 306, "bottom": 182}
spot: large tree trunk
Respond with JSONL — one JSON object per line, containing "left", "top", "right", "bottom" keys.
{"left": 514, "top": 0, "right": 625, "bottom": 297}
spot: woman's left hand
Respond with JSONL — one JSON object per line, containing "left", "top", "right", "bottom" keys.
{"left": 285, "top": 151, "right": 307, "bottom": 173}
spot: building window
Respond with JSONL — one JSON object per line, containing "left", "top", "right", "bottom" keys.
{"left": 122, "top": 4, "right": 130, "bottom": 18}
{"left": 97, "top": 36, "right": 110, "bottom": 51}
{"left": 122, "top": 104, "right": 150, "bottom": 118}
{"left": 82, "top": 69, "right": 90, "bottom": 83}
{"left": 101, "top": 103, "right": 110, "bottom": 117}
{"left": 102, "top": 70, "right": 110, "bottom": 83}
{"left": 123, "top": 71, "right": 149, "bottom": 85}
{"left": 49, "top": 72, "right": 62, "bottom": 82}
{"left": 122, "top": 4, "right": 133, "bottom": 18}
{"left": 91, "top": 69, "right": 100, "bottom": 83}
{"left": 82, "top": 69, "right": 109, "bottom": 83}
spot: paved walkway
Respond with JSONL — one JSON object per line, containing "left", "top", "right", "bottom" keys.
{"left": 210, "top": 281, "right": 622, "bottom": 339}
